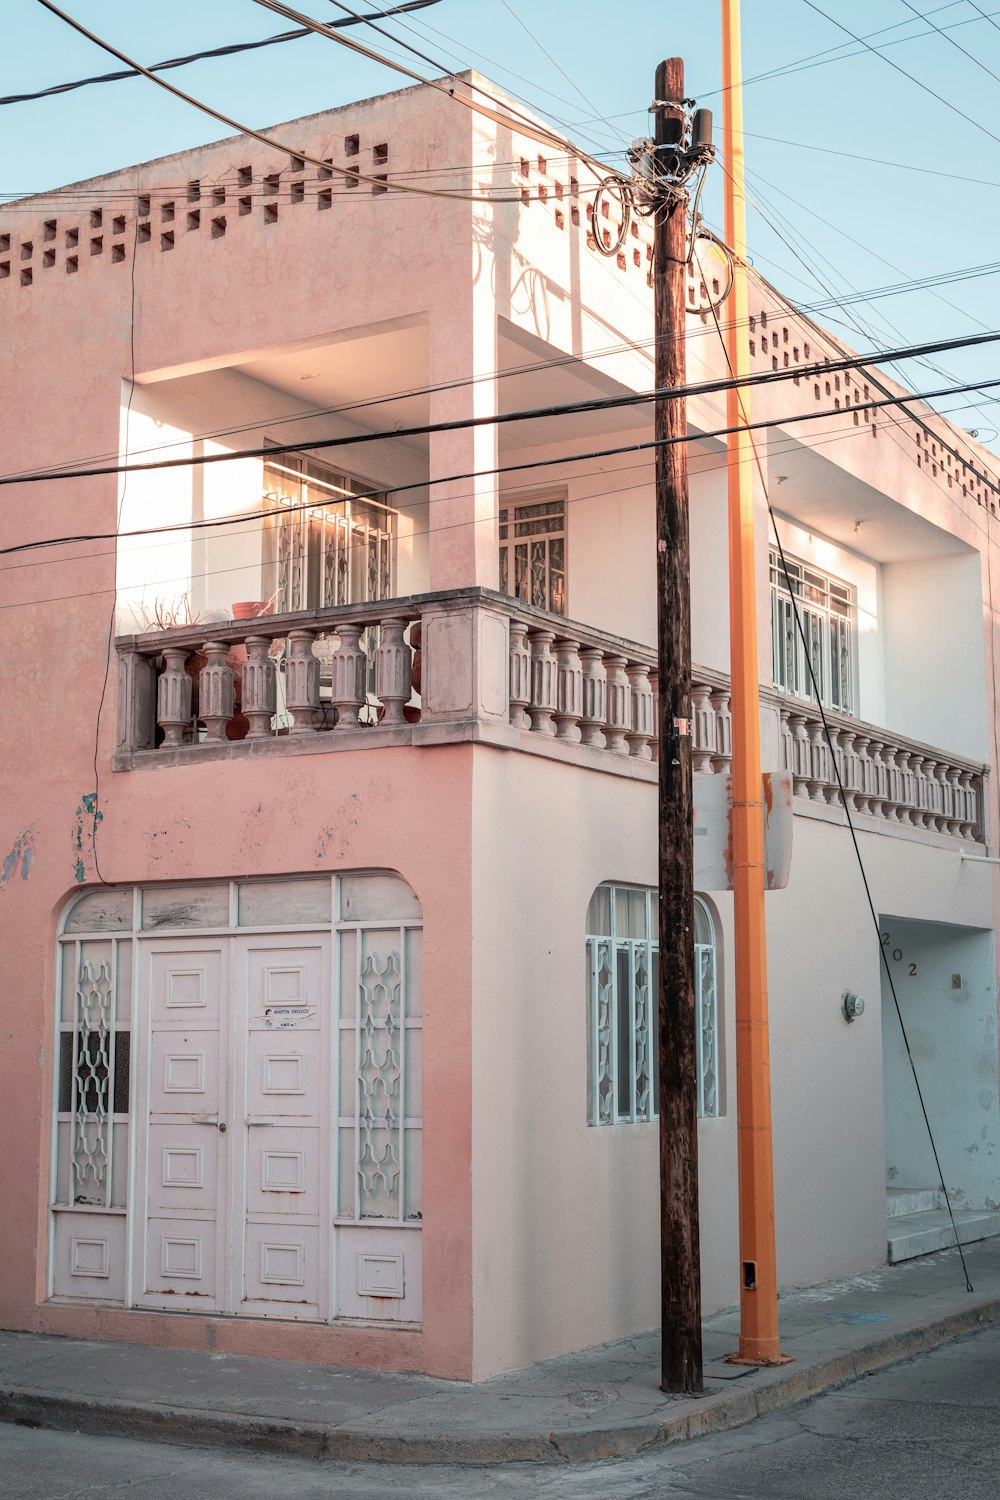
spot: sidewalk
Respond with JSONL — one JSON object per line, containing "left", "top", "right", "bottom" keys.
{"left": 2, "top": 1239, "right": 999, "bottom": 1466}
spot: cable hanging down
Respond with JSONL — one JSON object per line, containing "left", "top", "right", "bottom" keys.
{"left": 698, "top": 256, "right": 976, "bottom": 1294}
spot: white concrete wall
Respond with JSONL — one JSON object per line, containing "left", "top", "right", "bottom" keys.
{"left": 882, "top": 553, "right": 988, "bottom": 759}
{"left": 880, "top": 916, "right": 1000, "bottom": 1210}
{"left": 469, "top": 744, "right": 998, "bottom": 1378}
{"left": 562, "top": 452, "right": 655, "bottom": 647}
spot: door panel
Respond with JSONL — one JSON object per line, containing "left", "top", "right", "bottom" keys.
{"left": 238, "top": 937, "right": 330, "bottom": 1318}
{"left": 144, "top": 1217, "right": 220, "bottom": 1300}
{"left": 135, "top": 941, "right": 229, "bottom": 1312}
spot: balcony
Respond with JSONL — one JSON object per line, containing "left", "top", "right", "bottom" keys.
{"left": 115, "top": 589, "right": 987, "bottom": 845}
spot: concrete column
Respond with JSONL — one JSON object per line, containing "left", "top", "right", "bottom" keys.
{"left": 427, "top": 272, "right": 500, "bottom": 592}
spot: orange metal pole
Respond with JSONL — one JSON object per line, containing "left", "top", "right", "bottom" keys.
{"left": 720, "top": 0, "right": 785, "bottom": 1365}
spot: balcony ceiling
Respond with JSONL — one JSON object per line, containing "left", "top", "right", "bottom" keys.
{"left": 758, "top": 430, "right": 973, "bottom": 562}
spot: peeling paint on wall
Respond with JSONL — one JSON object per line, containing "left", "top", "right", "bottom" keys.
{"left": 72, "top": 793, "right": 103, "bottom": 883}
{"left": 1, "top": 827, "right": 35, "bottom": 888}
{"left": 315, "top": 792, "right": 361, "bottom": 862}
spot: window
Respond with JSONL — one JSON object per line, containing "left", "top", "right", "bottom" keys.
{"left": 263, "top": 451, "right": 393, "bottom": 613}
{"left": 770, "top": 548, "right": 855, "bottom": 714}
{"left": 586, "top": 885, "right": 719, "bottom": 1124}
{"left": 499, "top": 496, "right": 566, "bottom": 614}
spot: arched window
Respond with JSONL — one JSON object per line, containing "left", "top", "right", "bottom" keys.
{"left": 585, "top": 885, "right": 720, "bottom": 1125}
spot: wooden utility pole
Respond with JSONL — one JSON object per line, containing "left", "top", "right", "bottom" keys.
{"left": 721, "top": 0, "right": 786, "bottom": 1366}
{"left": 654, "top": 55, "right": 703, "bottom": 1396}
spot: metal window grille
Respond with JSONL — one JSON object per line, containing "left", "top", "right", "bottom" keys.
{"left": 769, "top": 548, "right": 855, "bottom": 714}
{"left": 55, "top": 938, "right": 131, "bottom": 1208}
{"left": 264, "top": 452, "right": 394, "bottom": 614}
{"left": 586, "top": 886, "right": 719, "bottom": 1124}
{"left": 499, "top": 497, "right": 566, "bottom": 615}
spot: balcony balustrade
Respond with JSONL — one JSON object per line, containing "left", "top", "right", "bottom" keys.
{"left": 115, "top": 588, "right": 987, "bottom": 844}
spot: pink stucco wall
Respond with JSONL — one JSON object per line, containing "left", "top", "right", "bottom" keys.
{"left": 0, "top": 81, "right": 486, "bottom": 1378}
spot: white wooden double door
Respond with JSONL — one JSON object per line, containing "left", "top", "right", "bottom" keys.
{"left": 134, "top": 934, "right": 333, "bottom": 1319}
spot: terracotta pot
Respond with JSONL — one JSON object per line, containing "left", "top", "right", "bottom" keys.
{"left": 231, "top": 600, "right": 273, "bottom": 621}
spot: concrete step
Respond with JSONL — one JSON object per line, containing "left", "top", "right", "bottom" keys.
{"left": 887, "top": 1187, "right": 944, "bottom": 1219}
{"left": 887, "top": 1207, "right": 1000, "bottom": 1264}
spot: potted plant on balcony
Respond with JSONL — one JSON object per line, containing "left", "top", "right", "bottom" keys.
{"left": 231, "top": 598, "right": 275, "bottom": 621}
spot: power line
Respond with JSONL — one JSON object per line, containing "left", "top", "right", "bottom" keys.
{"left": 13, "top": 397, "right": 984, "bottom": 585}
{"left": 696, "top": 1, "right": 1000, "bottom": 97}
{"left": 3, "top": 396, "right": 985, "bottom": 606}
{"left": 11, "top": 254, "right": 1000, "bottom": 487}
{"left": 1, "top": 3, "right": 440, "bottom": 107}
{"left": 801, "top": 0, "right": 1000, "bottom": 148}
{"left": 250, "top": 0, "right": 620, "bottom": 179}
{"left": 736, "top": 165, "right": 1000, "bottom": 427}
{"left": 741, "top": 129, "right": 1000, "bottom": 192}
{"left": 6, "top": 369, "right": 1000, "bottom": 562}
{"left": 4, "top": 327, "right": 1000, "bottom": 494}
{"left": 897, "top": 0, "right": 1000, "bottom": 86}
{"left": 728, "top": 160, "right": 1000, "bottom": 487}
{"left": 32, "top": 1, "right": 551, "bottom": 204}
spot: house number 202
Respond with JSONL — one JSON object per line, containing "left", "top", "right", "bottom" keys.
{"left": 880, "top": 933, "right": 917, "bottom": 975}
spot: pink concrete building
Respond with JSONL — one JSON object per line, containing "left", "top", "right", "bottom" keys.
{"left": 2, "top": 75, "right": 1000, "bottom": 1382}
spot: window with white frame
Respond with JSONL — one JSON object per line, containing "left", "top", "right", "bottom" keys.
{"left": 499, "top": 496, "right": 566, "bottom": 615}
{"left": 770, "top": 548, "right": 856, "bottom": 715}
{"left": 585, "top": 884, "right": 719, "bottom": 1125}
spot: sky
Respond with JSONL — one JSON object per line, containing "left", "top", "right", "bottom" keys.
{"left": 4, "top": 0, "right": 1000, "bottom": 453}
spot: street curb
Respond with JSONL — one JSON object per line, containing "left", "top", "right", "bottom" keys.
{"left": 3, "top": 1297, "right": 1000, "bottom": 1465}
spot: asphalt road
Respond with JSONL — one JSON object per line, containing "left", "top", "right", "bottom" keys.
{"left": 2, "top": 1323, "right": 998, "bottom": 1499}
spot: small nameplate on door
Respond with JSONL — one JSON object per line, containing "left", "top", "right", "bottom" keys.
{"left": 264, "top": 1006, "right": 316, "bottom": 1029}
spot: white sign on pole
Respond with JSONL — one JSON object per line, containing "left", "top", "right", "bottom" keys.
{"left": 693, "top": 770, "right": 793, "bottom": 892}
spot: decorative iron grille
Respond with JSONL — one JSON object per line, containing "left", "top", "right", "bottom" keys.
{"left": 586, "top": 885, "right": 719, "bottom": 1124}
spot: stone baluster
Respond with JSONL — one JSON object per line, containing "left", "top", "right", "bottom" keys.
{"left": 865, "top": 738, "right": 885, "bottom": 820}
{"left": 579, "top": 647, "right": 607, "bottom": 748}
{"left": 932, "top": 762, "right": 951, "bottom": 832}
{"left": 157, "top": 646, "right": 193, "bottom": 747}
{"left": 376, "top": 618, "right": 412, "bottom": 726}
{"left": 241, "top": 635, "right": 277, "bottom": 739}
{"left": 959, "top": 769, "right": 977, "bottom": 840}
{"left": 787, "top": 713, "right": 810, "bottom": 798}
{"left": 920, "top": 761, "right": 938, "bottom": 832}
{"left": 893, "top": 750, "right": 916, "bottom": 825}
{"left": 625, "top": 663, "right": 654, "bottom": 760}
{"left": 330, "top": 622, "right": 366, "bottom": 730}
{"left": 528, "top": 629, "right": 558, "bottom": 735}
{"left": 944, "top": 766, "right": 962, "bottom": 837}
{"left": 509, "top": 621, "right": 532, "bottom": 730}
{"left": 691, "top": 683, "right": 716, "bottom": 772}
{"left": 554, "top": 638, "right": 583, "bottom": 743}
{"left": 806, "top": 719, "right": 829, "bottom": 801}
{"left": 649, "top": 669, "right": 660, "bottom": 762}
{"left": 604, "top": 655, "right": 631, "bottom": 755}
{"left": 851, "top": 734, "right": 871, "bottom": 814}
{"left": 709, "top": 688, "right": 732, "bottom": 774}
{"left": 836, "top": 729, "right": 860, "bottom": 810}
{"left": 778, "top": 707, "right": 793, "bottom": 780}
{"left": 824, "top": 724, "right": 844, "bottom": 806}
{"left": 199, "top": 641, "right": 235, "bottom": 743}
{"left": 284, "top": 628, "right": 320, "bottom": 734}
